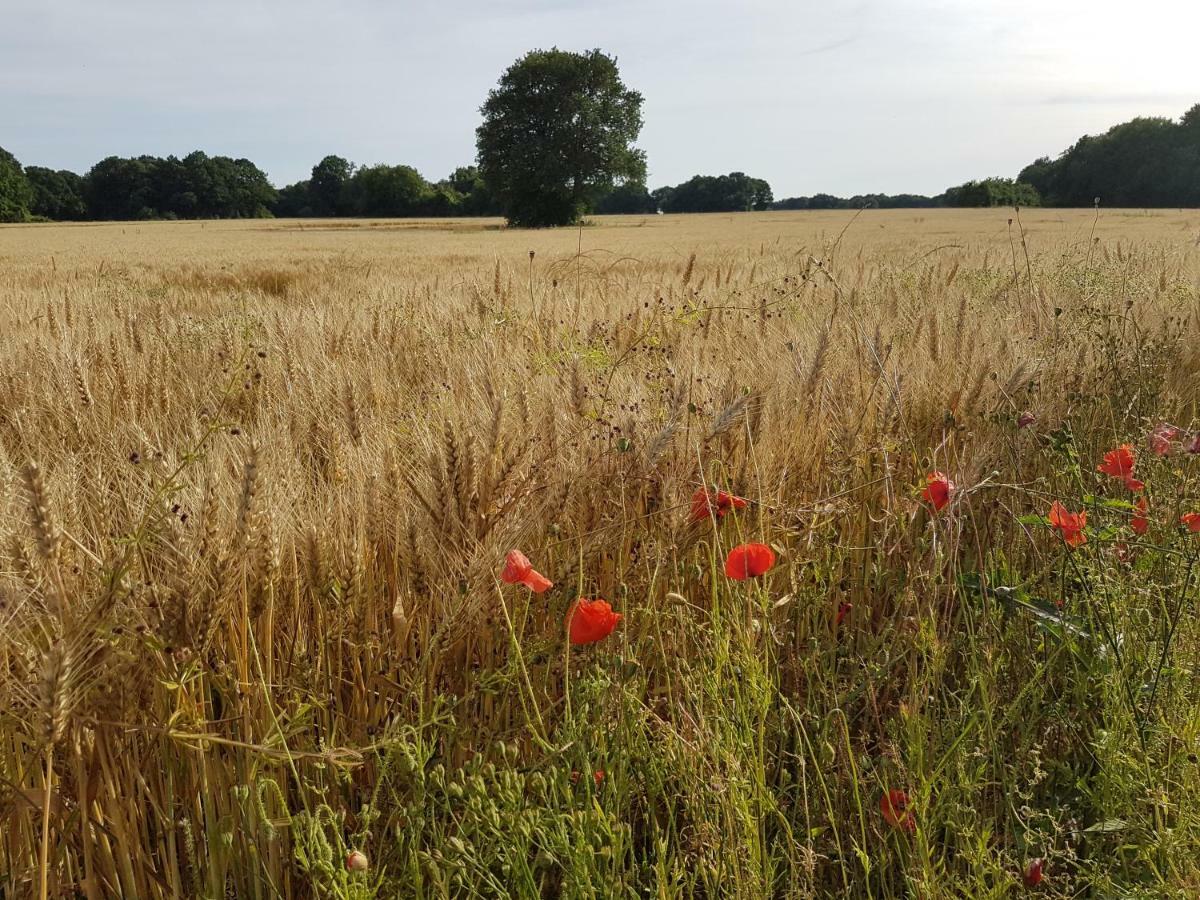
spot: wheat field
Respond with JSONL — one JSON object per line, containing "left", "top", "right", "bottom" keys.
{"left": 3, "top": 209, "right": 1200, "bottom": 898}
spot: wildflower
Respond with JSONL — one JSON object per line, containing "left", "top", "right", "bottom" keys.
{"left": 1097, "top": 444, "right": 1143, "bottom": 491}
{"left": 1187, "top": 432, "right": 1200, "bottom": 454}
{"left": 345, "top": 851, "right": 369, "bottom": 872}
{"left": 921, "top": 471, "right": 954, "bottom": 512}
{"left": 567, "top": 598, "right": 621, "bottom": 645}
{"left": 724, "top": 543, "right": 776, "bottom": 580}
{"left": 1023, "top": 858, "right": 1045, "bottom": 887}
{"left": 1181, "top": 513, "right": 1200, "bottom": 533}
{"left": 1131, "top": 497, "right": 1149, "bottom": 536}
{"left": 835, "top": 601, "right": 852, "bottom": 627}
{"left": 501, "top": 549, "right": 553, "bottom": 594}
{"left": 569, "top": 769, "right": 605, "bottom": 786}
{"left": 1149, "top": 423, "right": 1180, "bottom": 457}
{"left": 1048, "top": 501, "right": 1087, "bottom": 548}
{"left": 690, "top": 486, "right": 748, "bottom": 523}
{"left": 1017, "top": 411, "right": 1037, "bottom": 429}
{"left": 880, "top": 789, "right": 915, "bottom": 833}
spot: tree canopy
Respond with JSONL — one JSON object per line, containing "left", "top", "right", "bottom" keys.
{"left": 477, "top": 48, "right": 646, "bottom": 227}
{"left": 653, "top": 172, "right": 774, "bottom": 213}
{"left": 1018, "top": 106, "right": 1200, "bottom": 207}
{"left": 0, "top": 146, "right": 34, "bottom": 223}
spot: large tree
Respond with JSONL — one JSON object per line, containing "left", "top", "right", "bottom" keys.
{"left": 310, "top": 155, "right": 353, "bottom": 216}
{"left": 476, "top": 48, "right": 646, "bottom": 227}
{"left": 0, "top": 146, "right": 34, "bottom": 223}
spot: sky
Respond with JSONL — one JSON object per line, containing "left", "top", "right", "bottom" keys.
{"left": 2, "top": 0, "right": 1198, "bottom": 198}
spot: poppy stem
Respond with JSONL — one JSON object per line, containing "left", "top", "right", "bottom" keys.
{"left": 492, "top": 584, "right": 553, "bottom": 753}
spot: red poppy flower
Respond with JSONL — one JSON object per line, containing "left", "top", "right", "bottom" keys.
{"left": 1187, "top": 432, "right": 1200, "bottom": 455}
{"left": 1149, "top": 423, "right": 1180, "bottom": 457}
{"left": 1023, "top": 858, "right": 1045, "bottom": 887}
{"left": 1097, "top": 444, "right": 1143, "bottom": 492}
{"left": 1017, "top": 411, "right": 1037, "bottom": 429}
{"left": 569, "top": 769, "right": 605, "bottom": 786}
{"left": 1181, "top": 513, "right": 1200, "bottom": 533}
{"left": 1048, "top": 501, "right": 1087, "bottom": 548}
{"left": 921, "top": 471, "right": 954, "bottom": 512}
{"left": 501, "top": 549, "right": 553, "bottom": 594}
{"left": 690, "top": 486, "right": 748, "bottom": 523}
{"left": 1131, "top": 497, "right": 1149, "bottom": 536}
{"left": 567, "top": 598, "right": 621, "bottom": 645}
{"left": 724, "top": 543, "right": 776, "bottom": 580}
{"left": 835, "top": 601, "right": 852, "bottom": 627}
{"left": 880, "top": 789, "right": 915, "bottom": 833}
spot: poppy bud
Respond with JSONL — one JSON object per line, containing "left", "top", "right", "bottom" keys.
{"left": 345, "top": 850, "right": 369, "bottom": 872}
{"left": 1023, "top": 857, "right": 1044, "bottom": 887}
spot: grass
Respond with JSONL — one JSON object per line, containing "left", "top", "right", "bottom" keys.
{"left": 2, "top": 208, "right": 1200, "bottom": 898}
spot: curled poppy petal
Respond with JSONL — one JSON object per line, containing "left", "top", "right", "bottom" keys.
{"left": 690, "top": 487, "right": 748, "bottom": 523}
{"left": 880, "top": 789, "right": 915, "bottom": 833}
{"left": 1048, "top": 501, "right": 1087, "bottom": 549}
{"left": 1017, "top": 411, "right": 1037, "bottom": 429}
{"left": 567, "top": 598, "right": 621, "bottom": 645}
{"left": 921, "top": 471, "right": 954, "bottom": 512}
{"left": 1181, "top": 513, "right": 1200, "bottom": 534}
{"left": 835, "top": 601, "right": 852, "bottom": 628}
{"left": 501, "top": 549, "right": 553, "bottom": 593}
{"left": 724, "top": 543, "right": 776, "bottom": 580}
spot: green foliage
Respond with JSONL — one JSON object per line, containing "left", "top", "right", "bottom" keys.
{"left": 0, "top": 145, "right": 34, "bottom": 222}
{"left": 1019, "top": 105, "right": 1200, "bottom": 207}
{"left": 344, "top": 164, "right": 433, "bottom": 217}
{"left": 82, "top": 152, "right": 276, "bottom": 220}
{"left": 477, "top": 48, "right": 646, "bottom": 227}
{"left": 24, "top": 166, "right": 86, "bottom": 220}
{"left": 591, "top": 181, "right": 657, "bottom": 214}
{"left": 773, "top": 192, "right": 938, "bottom": 210}
{"left": 310, "top": 155, "right": 354, "bottom": 216}
{"left": 940, "top": 177, "right": 1042, "bottom": 208}
{"left": 274, "top": 179, "right": 315, "bottom": 217}
{"left": 653, "top": 171, "right": 773, "bottom": 213}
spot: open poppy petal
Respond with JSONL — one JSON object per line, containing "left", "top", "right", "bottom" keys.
{"left": 501, "top": 549, "right": 532, "bottom": 584}
{"left": 502, "top": 549, "right": 552, "bottom": 592}
{"left": 567, "top": 598, "right": 622, "bottom": 645}
{"left": 880, "top": 789, "right": 915, "bottom": 833}
{"left": 921, "top": 471, "right": 953, "bottom": 512}
{"left": 1131, "top": 497, "right": 1149, "bottom": 535}
{"left": 1049, "top": 501, "right": 1087, "bottom": 548}
{"left": 724, "top": 543, "right": 776, "bottom": 580}
{"left": 690, "top": 487, "right": 748, "bottom": 523}
{"left": 1181, "top": 513, "right": 1200, "bottom": 533}
{"left": 521, "top": 568, "right": 553, "bottom": 593}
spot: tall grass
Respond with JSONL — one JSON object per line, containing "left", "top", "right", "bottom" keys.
{"left": 2, "top": 210, "right": 1200, "bottom": 897}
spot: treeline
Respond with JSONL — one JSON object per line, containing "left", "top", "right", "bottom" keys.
{"left": 2, "top": 101, "right": 1198, "bottom": 223}
{"left": 1019, "top": 105, "right": 1200, "bottom": 207}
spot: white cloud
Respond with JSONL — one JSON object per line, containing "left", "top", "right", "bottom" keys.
{"left": 1, "top": 0, "right": 1196, "bottom": 195}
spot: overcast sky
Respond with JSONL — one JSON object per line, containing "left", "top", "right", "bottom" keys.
{"left": 2, "top": 0, "right": 1197, "bottom": 197}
